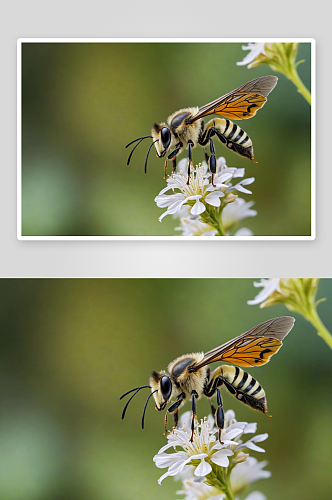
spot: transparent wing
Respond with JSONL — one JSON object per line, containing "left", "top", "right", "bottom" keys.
{"left": 192, "top": 316, "right": 294, "bottom": 370}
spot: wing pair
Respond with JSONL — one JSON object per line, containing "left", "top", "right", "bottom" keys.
{"left": 188, "top": 75, "right": 278, "bottom": 123}
{"left": 192, "top": 316, "right": 295, "bottom": 370}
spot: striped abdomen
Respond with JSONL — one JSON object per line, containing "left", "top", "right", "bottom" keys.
{"left": 221, "top": 365, "right": 268, "bottom": 415}
{"left": 200, "top": 118, "right": 254, "bottom": 161}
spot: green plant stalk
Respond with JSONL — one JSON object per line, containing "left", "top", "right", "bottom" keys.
{"left": 199, "top": 204, "right": 225, "bottom": 236}
{"left": 282, "top": 279, "right": 332, "bottom": 349}
{"left": 214, "top": 464, "right": 235, "bottom": 500}
{"left": 222, "top": 481, "right": 235, "bottom": 500}
{"left": 306, "top": 305, "right": 332, "bottom": 350}
{"left": 287, "top": 65, "right": 311, "bottom": 105}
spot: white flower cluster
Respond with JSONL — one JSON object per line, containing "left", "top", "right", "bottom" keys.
{"left": 154, "top": 157, "right": 256, "bottom": 236}
{"left": 236, "top": 43, "right": 267, "bottom": 67}
{"left": 153, "top": 409, "right": 270, "bottom": 500}
{"left": 247, "top": 278, "right": 283, "bottom": 306}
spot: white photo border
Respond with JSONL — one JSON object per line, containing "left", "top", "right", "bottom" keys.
{"left": 17, "top": 38, "right": 316, "bottom": 241}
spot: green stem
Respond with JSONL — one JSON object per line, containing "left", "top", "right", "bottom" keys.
{"left": 222, "top": 482, "right": 235, "bottom": 500}
{"left": 200, "top": 205, "right": 225, "bottom": 236}
{"left": 210, "top": 463, "right": 235, "bottom": 500}
{"left": 307, "top": 306, "right": 332, "bottom": 350}
{"left": 287, "top": 65, "right": 311, "bottom": 105}
{"left": 215, "top": 217, "right": 225, "bottom": 236}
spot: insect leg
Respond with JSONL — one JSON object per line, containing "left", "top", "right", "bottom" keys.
{"left": 186, "top": 140, "right": 194, "bottom": 185}
{"left": 209, "top": 399, "right": 216, "bottom": 417}
{"left": 164, "top": 392, "right": 186, "bottom": 435}
{"left": 163, "top": 158, "right": 168, "bottom": 179}
{"left": 172, "top": 409, "right": 179, "bottom": 428}
{"left": 167, "top": 142, "right": 183, "bottom": 162}
{"left": 221, "top": 365, "right": 269, "bottom": 416}
{"left": 203, "top": 147, "right": 209, "bottom": 163}
{"left": 190, "top": 390, "right": 198, "bottom": 442}
{"left": 209, "top": 138, "right": 217, "bottom": 187}
{"left": 216, "top": 387, "right": 225, "bottom": 444}
{"left": 172, "top": 157, "right": 177, "bottom": 174}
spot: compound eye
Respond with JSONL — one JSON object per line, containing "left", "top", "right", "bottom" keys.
{"left": 160, "top": 376, "right": 172, "bottom": 401}
{"left": 161, "top": 127, "right": 171, "bottom": 149}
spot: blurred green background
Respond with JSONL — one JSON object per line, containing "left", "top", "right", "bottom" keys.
{"left": 0, "top": 278, "right": 330, "bottom": 500}
{"left": 21, "top": 42, "right": 311, "bottom": 236}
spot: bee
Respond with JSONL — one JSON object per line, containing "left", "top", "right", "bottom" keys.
{"left": 120, "top": 316, "right": 294, "bottom": 443}
{"left": 125, "top": 76, "right": 278, "bottom": 185}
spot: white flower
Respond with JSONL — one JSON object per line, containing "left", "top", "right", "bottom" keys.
{"left": 226, "top": 177, "right": 255, "bottom": 195}
{"left": 247, "top": 278, "right": 283, "bottom": 305}
{"left": 153, "top": 413, "right": 241, "bottom": 484}
{"left": 177, "top": 479, "right": 267, "bottom": 500}
{"left": 231, "top": 457, "right": 271, "bottom": 493}
{"left": 222, "top": 198, "right": 257, "bottom": 232}
{"left": 155, "top": 158, "right": 255, "bottom": 223}
{"left": 235, "top": 433, "right": 269, "bottom": 453}
{"left": 236, "top": 43, "right": 266, "bottom": 66}
{"left": 233, "top": 227, "right": 253, "bottom": 236}
{"left": 244, "top": 493, "right": 267, "bottom": 500}
{"left": 175, "top": 217, "right": 217, "bottom": 236}
{"left": 177, "top": 478, "right": 225, "bottom": 500}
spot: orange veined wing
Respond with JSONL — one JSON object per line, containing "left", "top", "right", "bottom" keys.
{"left": 188, "top": 75, "right": 278, "bottom": 122}
{"left": 192, "top": 316, "right": 294, "bottom": 370}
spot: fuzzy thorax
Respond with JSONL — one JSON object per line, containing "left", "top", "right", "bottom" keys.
{"left": 149, "top": 352, "right": 207, "bottom": 411}
{"left": 151, "top": 107, "right": 202, "bottom": 158}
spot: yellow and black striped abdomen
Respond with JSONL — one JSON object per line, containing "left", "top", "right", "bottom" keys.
{"left": 214, "top": 119, "right": 252, "bottom": 148}
{"left": 222, "top": 365, "right": 265, "bottom": 400}
{"left": 201, "top": 118, "right": 254, "bottom": 161}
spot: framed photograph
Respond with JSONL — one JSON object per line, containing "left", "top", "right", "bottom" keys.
{"left": 1, "top": 278, "right": 330, "bottom": 500}
{"left": 18, "top": 39, "right": 315, "bottom": 239}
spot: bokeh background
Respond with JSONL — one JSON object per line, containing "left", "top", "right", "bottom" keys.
{"left": 21, "top": 42, "right": 311, "bottom": 236}
{"left": 0, "top": 278, "right": 330, "bottom": 500}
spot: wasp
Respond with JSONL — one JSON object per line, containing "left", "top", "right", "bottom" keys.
{"left": 125, "top": 76, "right": 278, "bottom": 185}
{"left": 120, "top": 316, "right": 294, "bottom": 443}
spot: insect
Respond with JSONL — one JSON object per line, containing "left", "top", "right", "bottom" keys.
{"left": 120, "top": 316, "right": 294, "bottom": 443}
{"left": 125, "top": 76, "right": 278, "bottom": 185}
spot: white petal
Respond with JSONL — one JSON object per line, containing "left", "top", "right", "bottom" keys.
{"left": 168, "top": 457, "right": 191, "bottom": 475}
{"left": 155, "top": 193, "right": 185, "bottom": 208}
{"left": 232, "top": 168, "right": 245, "bottom": 178}
{"left": 157, "top": 442, "right": 178, "bottom": 454}
{"left": 153, "top": 451, "right": 187, "bottom": 468}
{"left": 233, "top": 228, "right": 253, "bottom": 236}
{"left": 205, "top": 191, "right": 225, "bottom": 207}
{"left": 243, "top": 422, "right": 257, "bottom": 434}
{"left": 189, "top": 453, "right": 208, "bottom": 460}
{"left": 190, "top": 199, "right": 206, "bottom": 216}
{"left": 233, "top": 185, "right": 252, "bottom": 195}
{"left": 216, "top": 172, "right": 233, "bottom": 183}
{"left": 167, "top": 198, "right": 189, "bottom": 215}
{"left": 244, "top": 492, "right": 267, "bottom": 500}
{"left": 226, "top": 422, "right": 247, "bottom": 432}
{"left": 159, "top": 210, "right": 170, "bottom": 222}
{"left": 155, "top": 185, "right": 174, "bottom": 197}
{"left": 195, "top": 458, "right": 212, "bottom": 477}
{"left": 176, "top": 158, "right": 188, "bottom": 174}
{"left": 216, "top": 156, "right": 227, "bottom": 170}
{"left": 225, "top": 409, "right": 235, "bottom": 423}
{"left": 241, "top": 177, "right": 255, "bottom": 186}
{"left": 251, "top": 433, "right": 268, "bottom": 443}
{"left": 186, "top": 195, "right": 202, "bottom": 201}
{"left": 236, "top": 441, "right": 266, "bottom": 453}
{"left": 211, "top": 449, "right": 233, "bottom": 467}
{"left": 202, "top": 230, "right": 218, "bottom": 236}
{"left": 236, "top": 43, "right": 266, "bottom": 66}
{"left": 158, "top": 471, "right": 171, "bottom": 484}
{"left": 224, "top": 427, "right": 244, "bottom": 440}
{"left": 245, "top": 442, "right": 266, "bottom": 453}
